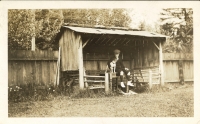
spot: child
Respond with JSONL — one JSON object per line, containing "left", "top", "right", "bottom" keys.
{"left": 107, "top": 49, "right": 134, "bottom": 88}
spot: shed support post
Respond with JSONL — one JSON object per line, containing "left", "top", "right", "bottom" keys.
{"left": 159, "top": 41, "right": 164, "bottom": 86}
{"left": 78, "top": 37, "right": 84, "bottom": 90}
{"left": 105, "top": 73, "right": 109, "bottom": 94}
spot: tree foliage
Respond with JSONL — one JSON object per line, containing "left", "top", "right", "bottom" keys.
{"left": 8, "top": 9, "right": 131, "bottom": 50}
{"left": 8, "top": 9, "right": 35, "bottom": 50}
{"left": 8, "top": 9, "right": 64, "bottom": 50}
{"left": 160, "top": 8, "right": 193, "bottom": 53}
{"left": 63, "top": 9, "right": 131, "bottom": 28}
{"left": 35, "top": 9, "right": 64, "bottom": 50}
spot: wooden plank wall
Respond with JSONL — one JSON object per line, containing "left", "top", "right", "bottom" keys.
{"left": 59, "top": 29, "right": 81, "bottom": 71}
{"left": 83, "top": 49, "right": 193, "bottom": 83}
{"left": 83, "top": 40, "right": 160, "bottom": 71}
{"left": 8, "top": 50, "right": 58, "bottom": 86}
{"left": 83, "top": 52, "right": 110, "bottom": 71}
{"left": 163, "top": 53, "right": 193, "bottom": 82}
{"left": 132, "top": 40, "right": 159, "bottom": 69}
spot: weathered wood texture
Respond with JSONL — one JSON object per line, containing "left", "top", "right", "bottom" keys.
{"left": 8, "top": 50, "right": 58, "bottom": 86}
{"left": 83, "top": 40, "right": 159, "bottom": 70}
{"left": 163, "top": 53, "right": 193, "bottom": 82}
{"left": 8, "top": 50, "right": 58, "bottom": 60}
{"left": 59, "top": 29, "right": 81, "bottom": 71}
{"left": 83, "top": 52, "right": 193, "bottom": 83}
{"left": 133, "top": 41, "right": 159, "bottom": 68}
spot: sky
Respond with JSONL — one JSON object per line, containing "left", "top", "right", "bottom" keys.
{"left": 128, "top": 7, "right": 162, "bottom": 30}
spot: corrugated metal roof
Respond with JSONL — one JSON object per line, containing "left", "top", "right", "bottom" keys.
{"left": 63, "top": 26, "right": 167, "bottom": 38}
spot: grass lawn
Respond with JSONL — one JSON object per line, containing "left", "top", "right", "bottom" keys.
{"left": 8, "top": 83, "right": 193, "bottom": 117}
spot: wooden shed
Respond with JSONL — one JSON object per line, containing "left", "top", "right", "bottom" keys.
{"left": 56, "top": 25, "right": 167, "bottom": 90}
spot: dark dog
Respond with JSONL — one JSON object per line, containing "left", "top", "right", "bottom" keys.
{"left": 60, "top": 76, "right": 75, "bottom": 96}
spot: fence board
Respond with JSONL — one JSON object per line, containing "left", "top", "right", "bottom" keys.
{"left": 99, "top": 61, "right": 107, "bottom": 70}
{"left": 8, "top": 61, "right": 12, "bottom": 86}
{"left": 31, "top": 61, "right": 36, "bottom": 85}
{"left": 8, "top": 50, "right": 193, "bottom": 86}
{"left": 17, "top": 61, "right": 23, "bottom": 86}
{"left": 163, "top": 61, "right": 179, "bottom": 82}
{"left": 13, "top": 62, "right": 17, "bottom": 86}
{"left": 183, "top": 61, "right": 193, "bottom": 80}
{"left": 163, "top": 53, "right": 193, "bottom": 82}
{"left": 8, "top": 50, "right": 58, "bottom": 86}
{"left": 22, "top": 61, "right": 26, "bottom": 85}
{"left": 163, "top": 53, "right": 193, "bottom": 60}
{"left": 49, "top": 61, "right": 55, "bottom": 84}
{"left": 8, "top": 50, "right": 58, "bottom": 60}
{"left": 35, "top": 60, "right": 40, "bottom": 85}
{"left": 27, "top": 61, "right": 33, "bottom": 84}
{"left": 41, "top": 61, "right": 46, "bottom": 85}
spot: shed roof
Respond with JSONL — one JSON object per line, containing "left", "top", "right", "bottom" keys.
{"left": 63, "top": 26, "right": 167, "bottom": 38}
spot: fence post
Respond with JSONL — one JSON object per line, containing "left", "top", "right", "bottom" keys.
{"left": 178, "top": 60, "right": 184, "bottom": 85}
{"left": 149, "top": 69, "right": 152, "bottom": 89}
{"left": 105, "top": 73, "right": 109, "bottom": 94}
{"left": 84, "top": 70, "right": 88, "bottom": 88}
{"left": 109, "top": 73, "right": 113, "bottom": 91}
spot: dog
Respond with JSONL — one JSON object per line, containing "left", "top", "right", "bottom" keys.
{"left": 60, "top": 76, "right": 75, "bottom": 96}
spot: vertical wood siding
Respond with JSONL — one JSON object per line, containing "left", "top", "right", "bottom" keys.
{"left": 163, "top": 53, "right": 193, "bottom": 82}
{"left": 59, "top": 29, "right": 81, "bottom": 71}
{"left": 8, "top": 50, "right": 58, "bottom": 86}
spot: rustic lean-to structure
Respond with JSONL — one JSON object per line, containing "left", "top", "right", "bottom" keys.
{"left": 56, "top": 25, "right": 167, "bottom": 90}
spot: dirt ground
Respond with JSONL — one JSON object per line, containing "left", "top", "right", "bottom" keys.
{"left": 8, "top": 84, "right": 193, "bottom": 117}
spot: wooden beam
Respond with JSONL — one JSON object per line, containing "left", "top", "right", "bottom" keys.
{"left": 82, "top": 39, "right": 90, "bottom": 48}
{"left": 94, "top": 34, "right": 104, "bottom": 44}
{"left": 104, "top": 38, "right": 112, "bottom": 46}
{"left": 105, "top": 73, "right": 109, "bottom": 94}
{"left": 99, "top": 37, "right": 107, "bottom": 44}
{"left": 125, "top": 40, "right": 130, "bottom": 45}
{"left": 78, "top": 35, "right": 84, "bottom": 89}
{"left": 109, "top": 38, "right": 117, "bottom": 46}
{"left": 113, "top": 38, "right": 122, "bottom": 46}
{"left": 159, "top": 41, "right": 164, "bottom": 86}
{"left": 152, "top": 41, "right": 160, "bottom": 51}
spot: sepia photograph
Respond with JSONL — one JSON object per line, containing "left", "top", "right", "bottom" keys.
{"left": 1, "top": 1, "right": 200, "bottom": 124}
{"left": 7, "top": 8, "right": 194, "bottom": 117}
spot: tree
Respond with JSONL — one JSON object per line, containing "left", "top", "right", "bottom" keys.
{"left": 8, "top": 9, "right": 131, "bottom": 50}
{"left": 8, "top": 9, "right": 35, "bottom": 50}
{"left": 35, "top": 9, "right": 64, "bottom": 50}
{"left": 8, "top": 9, "right": 64, "bottom": 50}
{"left": 160, "top": 8, "right": 193, "bottom": 53}
{"left": 63, "top": 9, "right": 131, "bottom": 28}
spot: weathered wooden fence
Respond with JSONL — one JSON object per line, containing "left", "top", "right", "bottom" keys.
{"left": 8, "top": 51, "right": 193, "bottom": 86}
{"left": 8, "top": 50, "right": 58, "bottom": 86}
{"left": 163, "top": 53, "right": 193, "bottom": 83}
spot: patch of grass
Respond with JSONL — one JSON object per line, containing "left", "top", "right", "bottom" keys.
{"left": 8, "top": 83, "right": 193, "bottom": 117}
